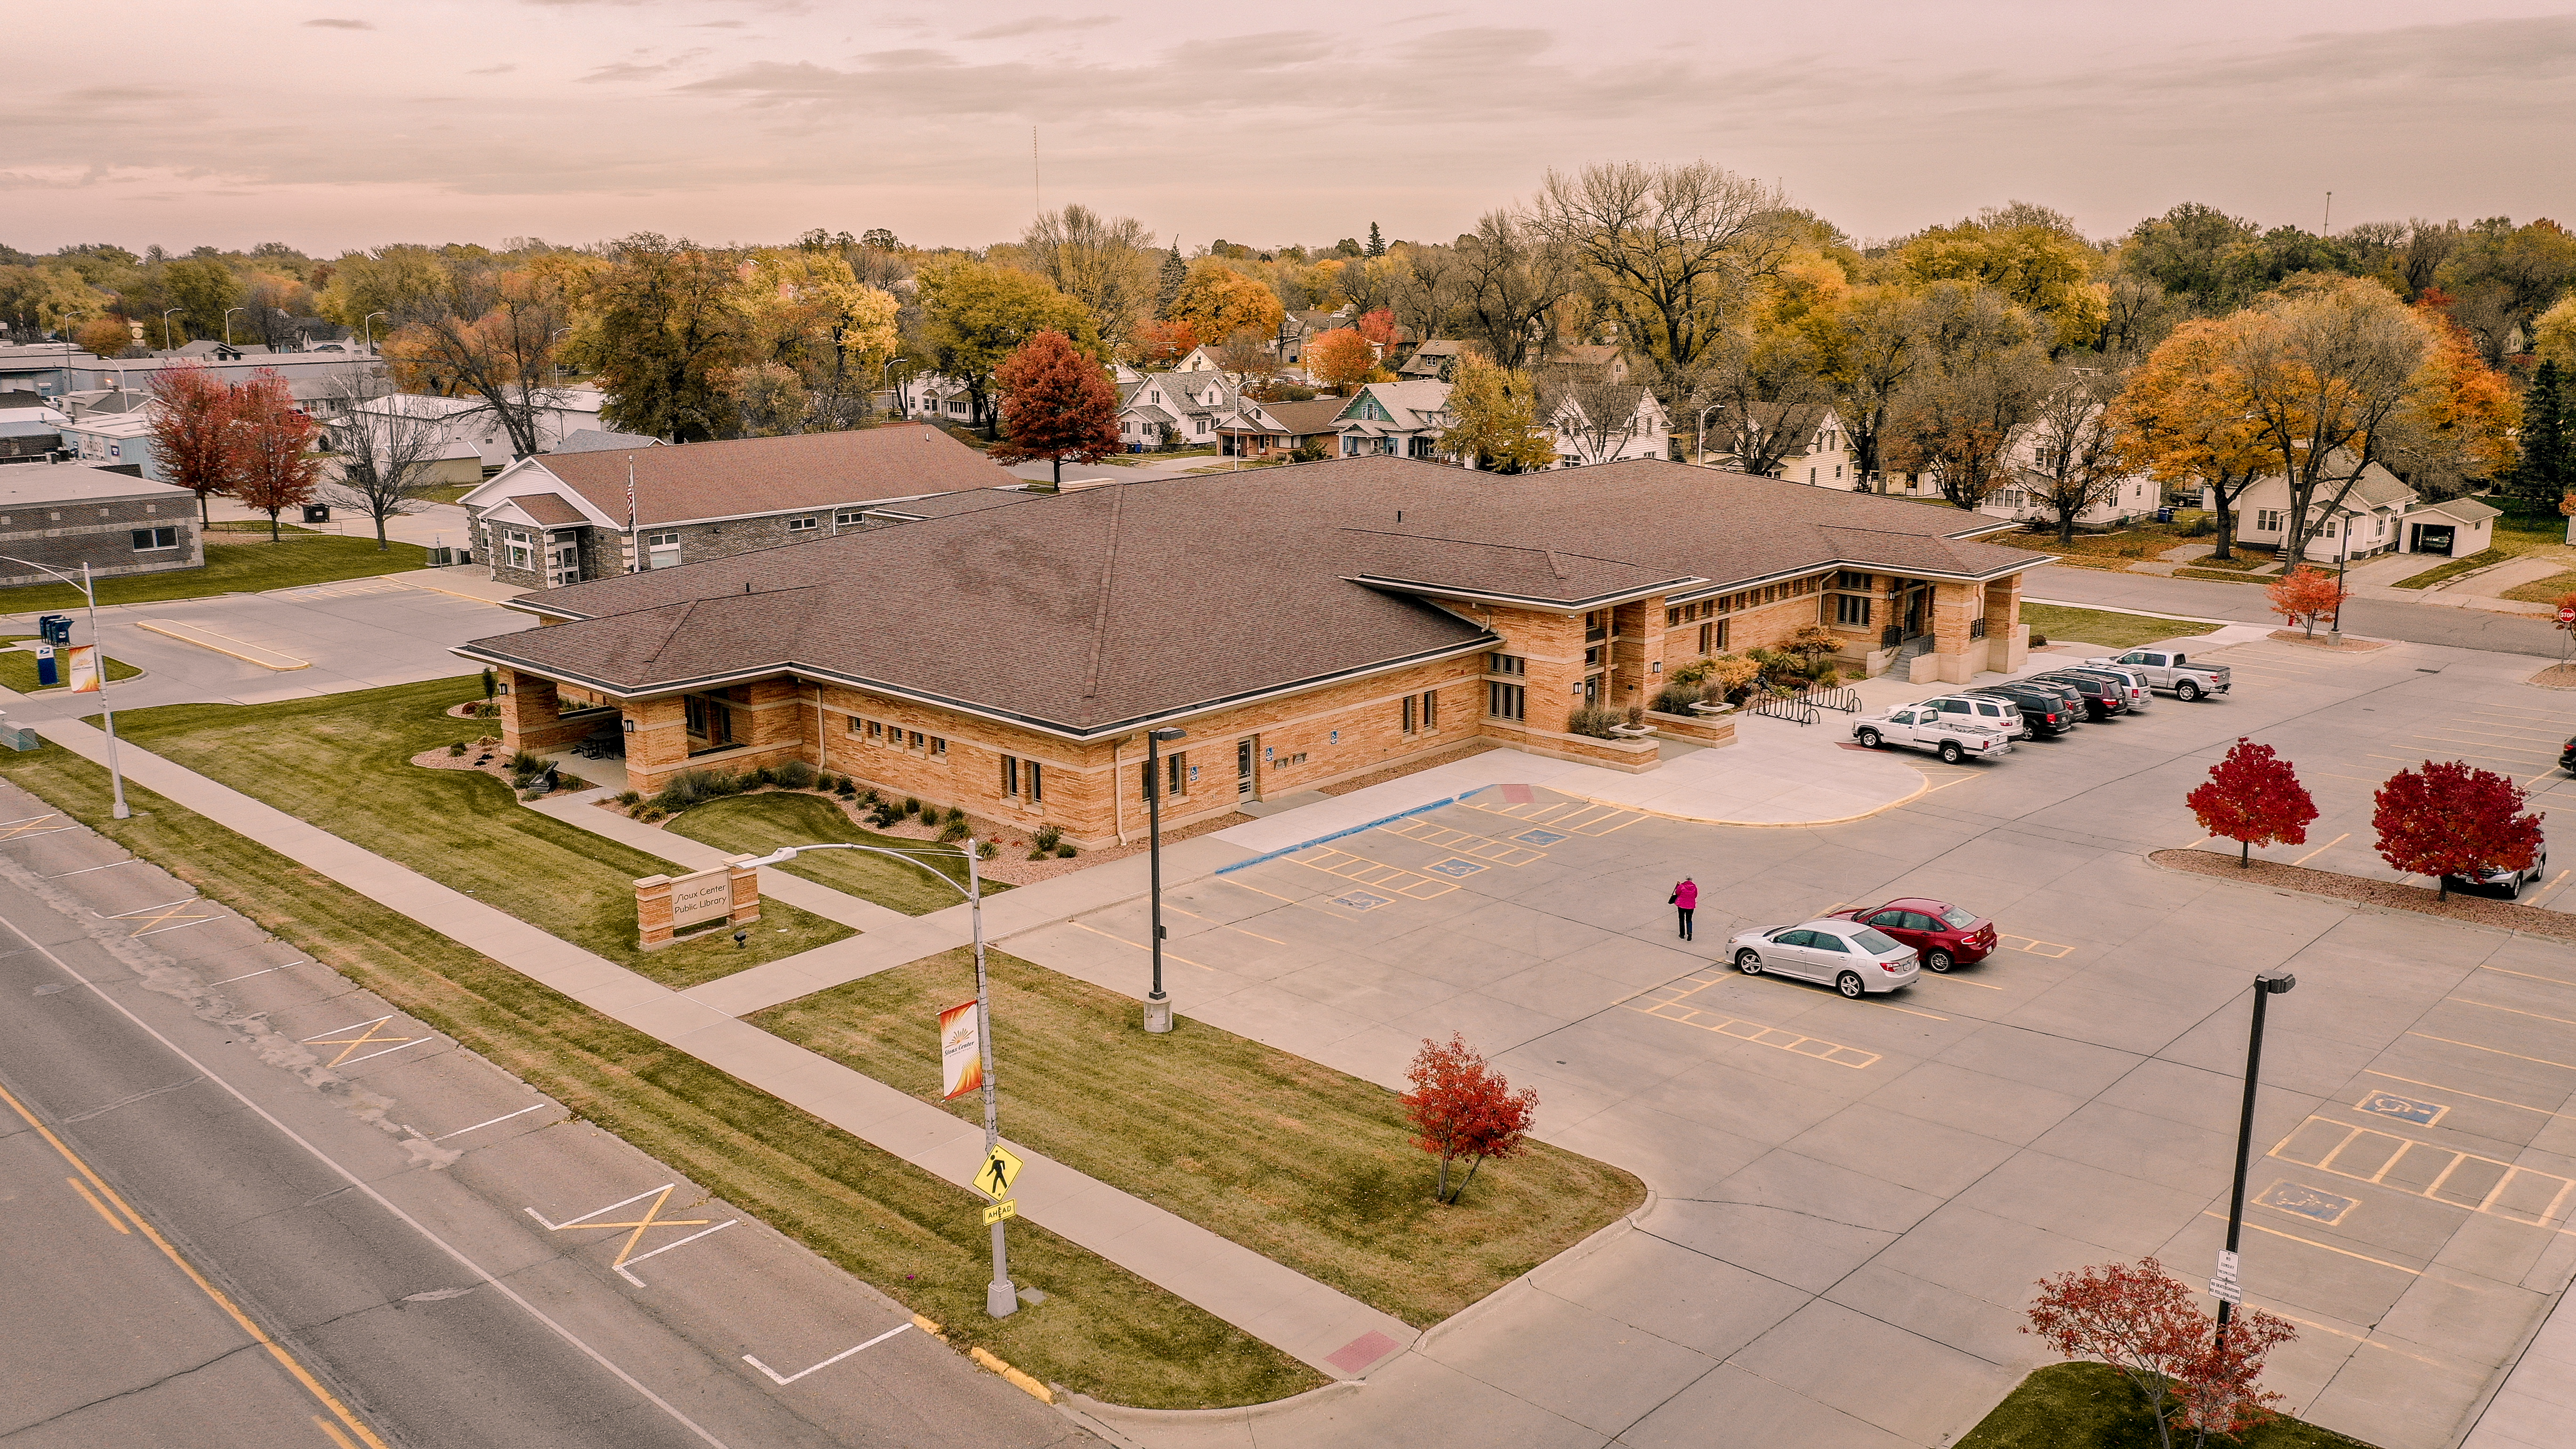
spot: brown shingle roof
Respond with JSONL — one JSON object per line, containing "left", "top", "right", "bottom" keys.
{"left": 1253, "top": 400, "right": 1349, "bottom": 436}
{"left": 513, "top": 493, "right": 585, "bottom": 526}
{"left": 459, "top": 458, "right": 2048, "bottom": 738}
{"left": 523, "top": 426, "right": 1021, "bottom": 527}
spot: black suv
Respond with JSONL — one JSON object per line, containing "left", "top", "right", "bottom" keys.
{"left": 1969, "top": 683, "right": 2079, "bottom": 738}
{"left": 2032, "top": 670, "right": 2130, "bottom": 720}
{"left": 2563, "top": 735, "right": 2576, "bottom": 774}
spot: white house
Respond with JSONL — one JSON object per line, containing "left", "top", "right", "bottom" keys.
{"left": 2208, "top": 458, "right": 2414, "bottom": 562}
{"left": 1117, "top": 369, "right": 1240, "bottom": 451}
{"left": 1547, "top": 387, "right": 1671, "bottom": 467}
{"left": 1717, "top": 407, "right": 1858, "bottom": 485}
{"left": 346, "top": 386, "right": 610, "bottom": 472}
{"left": 2398, "top": 495, "right": 2500, "bottom": 558}
{"left": 894, "top": 372, "right": 990, "bottom": 428}
{"left": 1978, "top": 418, "right": 2158, "bottom": 528}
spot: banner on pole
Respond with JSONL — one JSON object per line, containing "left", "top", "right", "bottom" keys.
{"left": 939, "top": 999, "right": 982, "bottom": 1099}
{"left": 65, "top": 645, "right": 99, "bottom": 694}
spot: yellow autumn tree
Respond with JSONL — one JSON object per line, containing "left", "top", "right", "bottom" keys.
{"left": 1163, "top": 258, "right": 1284, "bottom": 347}
{"left": 723, "top": 249, "right": 901, "bottom": 433}
{"left": 1438, "top": 354, "right": 1558, "bottom": 473}
{"left": 1892, "top": 209, "right": 2108, "bottom": 354}
{"left": 2110, "top": 316, "right": 2275, "bottom": 558}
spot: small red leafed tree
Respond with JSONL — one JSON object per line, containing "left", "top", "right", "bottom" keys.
{"left": 226, "top": 370, "right": 323, "bottom": 542}
{"left": 147, "top": 360, "right": 239, "bottom": 523}
{"left": 1306, "top": 328, "right": 1377, "bottom": 394}
{"left": 2185, "top": 738, "right": 2318, "bottom": 867}
{"left": 990, "top": 330, "right": 1121, "bottom": 488}
{"left": 2373, "top": 759, "right": 2544, "bottom": 900}
{"left": 2025, "top": 1258, "right": 2296, "bottom": 1449}
{"left": 1125, "top": 317, "right": 1198, "bottom": 369}
{"left": 1402, "top": 1033, "right": 1538, "bottom": 1205}
{"left": 1355, "top": 307, "right": 1398, "bottom": 350}
{"left": 2265, "top": 564, "right": 2347, "bottom": 638}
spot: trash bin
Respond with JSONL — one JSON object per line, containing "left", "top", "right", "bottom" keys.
{"left": 302, "top": 503, "right": 331, "bottom": 523}
{"left": 2155, "top": 508, "right": 2174, "bottom": 524}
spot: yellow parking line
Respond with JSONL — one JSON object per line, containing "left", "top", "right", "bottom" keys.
{"left": 2200, "top": 1210, "right": 2422, "bottom": 1276}
{"left": 1161, "top": 904, "right": 1287, "bottom": 946}
{"left": 1921, "top": 973, "right": 2004, "bottom": 990}
{"left": 2290, "top": 833, "right": 2350, "bottom": 868}
{"left": 2529, "top": 870, "right": 2574, "bottom": 909}
{"left": 2362, "top": 1069, "right": 2576, "bottom": 1121}
{"left": 2407, "top": 1031, "right": 2576, "bottom": 1073}
{"left": 1070, "top": 919, "right": 1216, "bottom": 970}
{"left": 2477, "top": 963, "right": 2576, "bottom": 989}
{"left": 2449, "top": 998, "right": 2576, "bottom": 1030}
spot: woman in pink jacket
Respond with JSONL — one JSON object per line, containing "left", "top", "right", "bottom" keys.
{"left": 1670, "top": 877, "right": 1698, "bottom": 941}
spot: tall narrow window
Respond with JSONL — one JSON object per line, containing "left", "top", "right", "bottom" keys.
{"left": 1402, "top": 695, "right": 1417, "bottom": 733}
{"left": 1421, "top": 690, "right": 1437, "bottom": 729}
{"left": 1027, "top": 760, "right": 1043, "bottom": 803}
{"left": 1698, "top": 621, "right": 1713, "bottom": 654}
{"left": 1002, "top": 757, "right": 1020, "bottom": 797}
{"left": 1167, "top": 752, "right": 1186, "bottom": 797}
{"left": 1489, "top": 681, "right": 1525, "bottom": 721}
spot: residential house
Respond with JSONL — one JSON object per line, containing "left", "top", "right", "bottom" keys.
{"left": 2402, "top": 496, "right": 2501, "bottom": 558}
{"left": 1399, "top": 340, "right": 1469, "bottom": 382}
{"left": 1977, "top": 419, "right": 2157, "bottom": 529}
{"left": 1538, "top": 343, "right": 1630, "bottom": 382}
{"left": 1547, "top": 387, "right": 1671, "bottom": 467}
{"left": 458, "top": 426, "right": 1026, "bottom": 592}
{"left": 1216, "top": 399, "right": 1344, "bottom": 460}
{"left": 459, "top": 458, "right": 2045, "bottom": 836}
{"left": 1335, "top": 380, "right": 1455, "bottom": 460}
{"left": 344, "top": 387, "right": 610, "bottom": 474}
{"left": 1272, "top": 308, "right": 1354, "bottom": 366}
{"left": 895, "top": 372, "right": 990, "bottom": 429}
{"left": 1118, "top": 369, "right": 1239, "bottom": 451}
{"left": 2207, "top": 457, "right": 2417, "bottom": 562}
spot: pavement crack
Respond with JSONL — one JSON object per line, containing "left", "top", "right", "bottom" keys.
{"left": 60, "top": 1075, "right": 203, "bottom": 1122}
{"left": 0, "top": 1340, "right": 272, "bottom": 1438}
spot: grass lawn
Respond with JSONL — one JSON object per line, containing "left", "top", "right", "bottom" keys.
{"left": 663, "top": 792, "right": 1006, "bottom": 916}
{"left": 107, "top": 676, "right": 850, "bottom": 989}
{"left": 2392, "top": 547, "right": 2507, "bottom": 589}
{"left": 0, "top": 533, "right": 431, "bottom": 612}
{"left": 0, "top": 637, "right": 143, "bottom": 692}
{"left": 755, "top": 948, "right": 1647, "bottom": 1328}
{"left": 0, "top": 743, "right": 1317, "bottom": 1408}
{"left": 2021, "top": 514, "right": 2210, "bottom": 562}
{"left": 2022, "top": 603, "right": 2221, "bottom": 652}
{"left": 419, "top": 483, "right": 480, "bottom": 506}
{"left": 1960, "top": 1363, "right": 2377, "bottom": 1449}
{"left": 2503, "top": 568, "right": 2576, "bottom": 604}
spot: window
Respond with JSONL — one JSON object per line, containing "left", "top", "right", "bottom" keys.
{"left": 1402, "top": 694, "right": 1417, "bottom": 733}
{"left": 835, "top": 509, "right": 866, "bottom": 528}
{"left": 847, "top": 715, "right": 863, "bottom": 734}
{"left": 2321, "top": 518, "right": 2336, "bottom": 538}
{"left": 130, "top": 526, "right": 177, "bottom": 551}
{"left": 1168, "top": 752, "right": 1186, "bottom": 797}
{"left": 787, "top": 516, "right": 819, "bottom": 532}
{"left": 908, "top": 730, "right": 923, "bottom": 749}
{"left": 2256, "top": 509, "right": 2284, "bottom": 532}
{"left": 1421, "top": 690, "right": 1436, "bottom": 729}
{"left": 1027, "top": 760, "right": 1043, "bottom": 802}
{"left": 868, "top": 720, "right": 883, "bottom": 740}
{"left": 929, "top": 737, "right": 946, "bottom": 757}
{"left": 1699, "top": 620, "right": 1723, "bottom": 653}
{"left": 1487, "top": 652, "right": 1524, "bottom": 676}
{"left": 1003, "top": 756, "right": 1020, "bottom": 797}
{"left": 1488, "top": 681, "right": 1525, "bottom": 720}
{"left": 1836, "top": 594, "right": 1873, "bottom": 627}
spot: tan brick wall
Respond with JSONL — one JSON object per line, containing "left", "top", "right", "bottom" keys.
{"left": 496, "top": 669, "right": 598, "bottom": 755}
{"left": 1657, "top": 578, "right": 1832, "bottom": 672}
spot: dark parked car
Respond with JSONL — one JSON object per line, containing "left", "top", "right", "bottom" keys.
{"left": 2032, "top": 670, "right": 2130, "bottom": 720}
{"left": 2443, "top": 841, "right": 2548, "bottom": 899}
{"left": 2562, "top": 736, "right": 2576, "bottom": 774}
{"left": 1968, "top": 684, "right": 2079, "bottom": 738}
{"left": 1824, "top": 898, "right": 1996, "bottom": 972}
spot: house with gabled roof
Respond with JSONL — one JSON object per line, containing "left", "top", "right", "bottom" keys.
{"left": 1116, "top": 369, "right": 1239, "bottom": 451}
{"left": 1335, "top": 380, "right": 1455, "bottom": 459}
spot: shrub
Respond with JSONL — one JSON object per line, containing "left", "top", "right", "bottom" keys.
{"left": 1624, "top": 705, "right": 1645, "bottom": 727}
{"left": 937, "top": 817, "right": 970, "bottom": 843}
{"left": 868, "top": 808, "right": 901, "bottom": 829}
{"left": 856, "top": 787, "right": 878, "bottom": 805}
{"left": 944, "top": 805, "right": 966, "bottom": 825}
{"left": 1055, "top": 844, "right": 1077, "bottom": 858}
{"left": 555, "top": 773, "right": 584, "bottom": 791}
{"left": 2179, "top": 515, "right": 2216, "bottom": 537}
{"left": 773, "top": 759, "right": 817, "bottom": 790}
{"left": 508, "top": 749, "right": 545, "bottom": 775}
{"left": 633, "top": 804, "right": 666, "bottom": 823}
{"left": 1653, "top": 682, "right": 1700, "bottom": 713}
{"left": 1033, "top": 824, "right": 1063, "bottom": 853}
{"left": 1565, "top": 705, "right": 1619, "bottom": 738}
{"left": 836, "top": 778, "right": 859, "bottom": 797}
{"left": 475, "top": 702, "right": 499, "bottom": 719}
{"left": 1667, "top": 657, "right": 1713, "bottom": 687}
{"left": 652, "top": 768, "right": 733, "bottom": 812}
{"left": 903, "top": 797, "right": 922, "bottom": 817}
{"left": 2029, "top": 631, "right": 2050, "bottom": 647}
{"left": 976, "top": 840, "right": 998, "bottom": 860}
{"left": 447, "top": 742, "right": 466, "bottom": 757}
{"left": 743, "top": 765, "right": 775, "bottom": 789}
{"left": 615, "top": 789, "right": 642, "bottom": 806}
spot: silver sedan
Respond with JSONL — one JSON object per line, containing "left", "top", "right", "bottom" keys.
{"left": 1727, "top": 919, "right": 1922, "bottom": 998}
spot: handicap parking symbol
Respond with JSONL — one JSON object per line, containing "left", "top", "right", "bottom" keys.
{"left": 1512, "top": 829, "right": 1568, "bottom": 846}
{"left": 2255, "top": 1180, "right": 2359, "bottom": 1226}
{"left": 2356, "top": 1091, "right": 2444, "bottom": 1127}
{"left": 1426, "top": 858, "right": 1486, "bottom": 877}
{"left": 1331, "top": 891, "right": 1393, "bottom": 911}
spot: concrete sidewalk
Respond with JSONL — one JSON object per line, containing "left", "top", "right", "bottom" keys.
{"left": 526, "top": 789, "right": 912, "bottom": 933}
{"left": 31, "top": 718, "right": 1413, "bottom": 1384}
{"left": 2462, "top": 1287, "right": 2576, "bottom": 1449}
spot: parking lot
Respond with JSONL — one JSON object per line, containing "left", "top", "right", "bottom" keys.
{"left": 1019, "top": 628, "right": 2576, "bottom": 1448}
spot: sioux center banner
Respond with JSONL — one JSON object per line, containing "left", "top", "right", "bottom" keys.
{"left": 939, "top": 999, "right": 982, "bottom": 1099}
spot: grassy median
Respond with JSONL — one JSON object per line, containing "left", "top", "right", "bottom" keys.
{"left": 106, "top": 676, "right": 849, "bottom": 988}
{"left": 664, "top": 792, "right": 1006, "bottom": 916}
{"left": 2021, "top": 603, "right": 2221, "bottom": 653}
{"left": 757, "top": 947, "right": 1648, "bottom": 1328}
{"left": 0, "top": 531, "right": 433, "bottom": 612}
{"left": 0, "top": 741, "right": 1320, "bottom": 1408}
{"left": 1960, "top": 1363, "right": 2376, "bottom": 1449}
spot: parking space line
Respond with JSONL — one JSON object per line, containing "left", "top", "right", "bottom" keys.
{"left": 98, "top": 895, "right": 214, "bottom": 936}
{"left": 2201, "top": 1210, "right": 2422, "bottom": 1276}
{"left": 2450, "top": 998, "right": 2576, "bottom": 1030}
{"left": 2290, "top": 833, "right": 2350, "bottom": 868}
{"left": 1995, "top": 933, "right": 2076, "bottom": 958}
{"left": 743, "top": 1322, "right": 912, "bottom": 1386}
{"left": 432, "top": 1104, "right": 550, "bottom": 1142}
{"left": 1375, "top": 817, "right": 1549, "bottom": 865}
{"left": 1069, "top": 920, "right": 1216, "bottom": 970}
{"left": 208, "top": 960, "right": 311, "bottom": 986}
{"left": 1627, "top": 973, "right": 1883, "bottom": 1067}
{"left": 2273, "top": 1115, "right": 2576, "bottom": 1228}
{"left": 2362, "top": 1069, "right": 2572, "bottom": 1120}
{"left": 2475, "top": 963, "right": 2576, "bottom": 989}
{"left": 45, "top": 857, "right": 145, "bottom": 878}
{"left": 1459, "top": 797, "right": 1647, "bottom": 835}
{"left": 1161, "top": 904, "right": 1287, "bottom": 946}
{"left": 66, "top": 1175, "right": 131, "bottom": 1233}
{"left": 1280, "top": 843, "right": 1458, "bottom": 899}
{"left": 2530, "top": 870, "right": 2575, "bottom": 909}
{"left": 314, "top": 1415, "right": 362, "bottom": 1449}
{"left": 1860, "top": 997, "right": 1948, "bottom": 1021}
{"left": 300, "top": 1015, "right": 428, "bottom": 1069}
{"left": 2408, "top": 1031, "right": 2576, "bottom": 1072}
{"left": 1919, "top": 972, "right": 2004, "bottom": 990}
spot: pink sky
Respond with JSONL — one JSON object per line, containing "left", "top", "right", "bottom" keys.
{"left": 7, "top": 0, "right": 2571, "bottom": 255}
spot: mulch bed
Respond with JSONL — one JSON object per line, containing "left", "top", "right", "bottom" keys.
{"left": 2267, "top": 629, "right": 2388, "bottom": 651}
{"left": 1316, "top": 738, "right": 1501, "bottom": 797}
{"left": 2529, "top": 663, "right": 2576, "bottom": 690}
{"left": 2149, "top": 848, "right": 2576, "bottom": 945}
{"left": 407, "top": 741, "right": 597, "bottom": 796}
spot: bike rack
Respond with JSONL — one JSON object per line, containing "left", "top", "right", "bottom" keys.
{"left": 1750, "top": 692, "right": 1818, "bottom": 726}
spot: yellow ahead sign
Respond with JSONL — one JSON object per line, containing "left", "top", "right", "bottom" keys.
{"left": 975, "top": 1144, "right": 1023, "bottom": 1200}
{"left": 982, "top": 1198, "right": 1017, "bottom": 1227}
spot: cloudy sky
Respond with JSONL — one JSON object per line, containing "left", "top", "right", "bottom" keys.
{"left": 8, "top": 0, "right": 2572, "bottom": 256}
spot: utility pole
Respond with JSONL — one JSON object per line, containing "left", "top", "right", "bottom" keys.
{"left": 967, "top": 838, "right": 1017, "bottom": 1317}
{"left": 1142, "top": 727, "right": 1184, "bottom": 1032}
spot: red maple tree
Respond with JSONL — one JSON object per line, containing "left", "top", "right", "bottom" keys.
{"left": 990, "top": 330, "right": 1122, "bottom": 487}
{"left": 2265, "top": 564, "right": 2347, "bottom": 638}
{"left": 1125, "top": 317, "right": 1199, "bottom": 369}
{"left": 1306, "top": 328, "right": 1377, "bottom": 393}
{"left": 226, "top": 370, "right": 323, "bottom": 541}
{"left": 1402, "top": 1033, "right": 1538, "bottom": 1205}
{"left": 2025, "top": 1258, "right": 2296, "bottom": 1449}
{"left": 147, "top": 361, "right": 240, "bottom": 523}
{"left": 2373, "top": 760, "right": 2544, "bottom": 900}
{"left": 1355, "top": 308, "right": 1398, "bottom": 350}
{"left": 2185, "top": 739, "right": 2318, "bottom": 867}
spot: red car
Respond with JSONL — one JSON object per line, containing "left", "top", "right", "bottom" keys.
{"left": 1825, "top": 898, "right": 1995, "bottom": 972}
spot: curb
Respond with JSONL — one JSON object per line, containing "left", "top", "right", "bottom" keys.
{"left": 910, "top": 1314, "right": 1055, "bottom": 1405}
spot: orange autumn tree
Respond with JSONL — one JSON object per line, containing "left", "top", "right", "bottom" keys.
{"left": 2381, "top": 300, "right": 2521, "bottom": 494}
{"left": 2026, "top": 1258, "right": 2297, "bottom": 1449}
{"left": 2265, "top": 564, "right": 2346, "bottom": 638}
{"left": 1306, "top": 327, "right": 1377, "bottom": 393}
{"left": 2110, "top": 317, "right": 2274, "bottom": 561}
{"left": 1401, "top": 1034, "right": 1538, "bottom": 1204}
{"left": 990, "top": 330, "right": 1121, "bottom": 487}
{"left": 2186, "top": 738, "right": 2317, "bottom": 867}
{"left": 147, "top": 360, "right": 240, "bottom": 523}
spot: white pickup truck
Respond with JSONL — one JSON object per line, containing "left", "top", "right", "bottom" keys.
{"left": 2084, "top": 648, "right": 2231, "bottom": 701}
{"left": 1852, "top": 704, "right": 2015, "bottom": 764}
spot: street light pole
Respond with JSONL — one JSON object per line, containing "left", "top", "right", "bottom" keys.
{"left": 2215, "top": 968, "right": 2296, "bottom": 1348}
{"left": 161, "top": 309, "right": 182, "bottom": 351}
{"left": 362, "top": 312, "right": 388, "bottom": 356}
{"left": 0, "top": 557, "right": 130, "bottom": 819}
{"left": 1143, "top": 726, "right": 1185, "bottom": 1033}
{"left": 880, "top": 356, "right": 908, "bottom": 418}
{"left": 739, "top": 837, "right": 1014, "bottom": 1316}
{"left": 223, "top": 307, "right": 245, "bottom": 346}
{"left": 2327, "top": 506, "right": 2353, "bottom": 645}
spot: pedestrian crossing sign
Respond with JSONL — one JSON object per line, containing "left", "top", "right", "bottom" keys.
{"left": 976, "top": 1144, "right": 1023, "bottom": 1200}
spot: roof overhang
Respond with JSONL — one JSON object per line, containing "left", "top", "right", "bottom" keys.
{"left": 450, "top": 631, "right": 1501, "bottom": 744}
{"left": 1350, "top": 574, "right": 1704, "bottom": 612}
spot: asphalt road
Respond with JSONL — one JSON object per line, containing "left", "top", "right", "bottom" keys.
{"left": 0, "top": 781, "right": 1088, "bottom": 1449}
{"left": 2029, "top": 563, "right": 2571, "bottom": 657}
